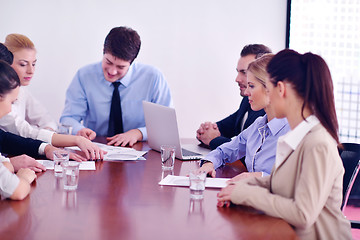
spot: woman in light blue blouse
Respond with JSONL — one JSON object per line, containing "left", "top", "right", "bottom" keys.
{"left": 199, "top": 54, "right": 290, "bottom": 180}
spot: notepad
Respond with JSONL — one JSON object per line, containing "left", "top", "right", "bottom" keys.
{"left": 158, "top": 175, "right": 230, "bottom": 188}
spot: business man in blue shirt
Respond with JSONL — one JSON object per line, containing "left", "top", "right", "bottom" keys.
{"left": 196, "top": 44, "right": 271, "bottom": 150}
{"left": 60, "top": 26, "right": 173, "bottom": 147}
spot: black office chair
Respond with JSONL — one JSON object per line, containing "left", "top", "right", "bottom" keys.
{"left": 338, "top": 142, "right": 360, "bottom": 229}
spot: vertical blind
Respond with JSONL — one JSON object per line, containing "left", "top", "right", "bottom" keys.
{"left": 288, "top": 0, "right": 360, "bottom": 143}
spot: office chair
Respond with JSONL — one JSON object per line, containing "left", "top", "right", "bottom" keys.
{"left": 338, "top": 142, "right": 360, "bottom": 229}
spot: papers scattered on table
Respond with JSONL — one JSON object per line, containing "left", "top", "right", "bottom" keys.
{"left": 65, "top": 142, "right": 147, "bottom": 161}
{"left": 158, "top": 175, "right": 230, "bottom": 188}
{"left": 94, "top": 143, "right": 147, "bottom": 161}
{"left": 36, "top": 160, "right": 96, "bottom": 170}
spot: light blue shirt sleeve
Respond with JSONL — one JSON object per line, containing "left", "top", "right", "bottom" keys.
{"left": 204, "top": 124, "right": 249, "bottom": 169}
{"left": 60, "top": 69, "right": 88, "bottom": 135}
{"left": 60, "top": 62, "right": 173, "bottom": 141}
{"left": 204, "top": 115, "right": 290, "bottom": 175}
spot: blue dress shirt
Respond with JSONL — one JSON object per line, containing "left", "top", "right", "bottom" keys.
{"left": 204, "top": 115, "right": 290, "bottom": 176}
{"left": 60, "top": 62, "right": 173, "bottom": 140}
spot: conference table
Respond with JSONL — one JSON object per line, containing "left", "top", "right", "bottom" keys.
{"left": 0, "top": 138, "right": 298, "bottom": 240}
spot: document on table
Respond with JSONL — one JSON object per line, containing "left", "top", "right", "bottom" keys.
{"left": 95, "top": 143, "right": 147, "bottom": 161}
{"left": 65, "top": 142, "right": 147, "bottom": 161}
{"left": 158, "top": 175, "right": 230, "bottom": 188}
{"left": 36, "top": 160, "right": 96, "bottom": 170}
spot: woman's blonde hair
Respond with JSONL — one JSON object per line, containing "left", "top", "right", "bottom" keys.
{"left": 4, "top": 33, "right": 35, "bottom": 53}
{"left": 247, "top": 53, "right": 274, "bottom": 88}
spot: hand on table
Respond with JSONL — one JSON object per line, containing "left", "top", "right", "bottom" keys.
{"left": 10, "top": 155, "right": 46, "bottom": 173}
{"left": 198, "top": 161, "right": 216, "bottom": 178}
{"left": 16, "top": 168, "right": 37, "bottom": 184}
{"left": 75, "top": 136, "right": 106, "bottom": 160}
{"left": 106, "top": 129, "right": 143, "bottom": 147}
{"left": 11, "top": 168, "right": 37, "bottom": 200}
{"left": 44, "top": 145, "right": 87, "bottom": 162}
{"left": 196, "top": 122, "right": 220, "bottom": 145}
{"left": 77, "top": 128, "right": 96, "bottom": 141}
{"left": 217, "top": 184, "right": 236, "bottom": 208}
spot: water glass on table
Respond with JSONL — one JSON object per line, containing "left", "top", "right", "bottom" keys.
{"left": 57, "top": 123, "right": 73, "bottom": 135}
{"left": 53, "top": 149, "right": 69, "bottom": 177}
{"left": 160, "top": 145, "right": 176, "bottom": 170}
{"left": 61, "top": 161, "right": 80, "bottom": 191}
{"left": 189, "top": 170, "right": 207, "bottom": 200}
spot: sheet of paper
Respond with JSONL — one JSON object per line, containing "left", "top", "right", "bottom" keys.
{"left": 36, "top": 160, "right": 96, "bottom": 170}
{"left": 65, "top": 143, "right": 147, "bottom": 161}
{"left": 158, "top": 175, "right": 230, "bottom": 188}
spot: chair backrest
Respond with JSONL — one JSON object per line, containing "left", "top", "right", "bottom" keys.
{"left": 339, "top": 143, "right": 360, "bottom": 210}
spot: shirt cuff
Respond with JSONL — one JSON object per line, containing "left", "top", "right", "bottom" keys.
{"left": 199, "top": 159, "right": 212, "bottom": 167}
{"left": 138, "top": 127, "right": 147, "bottom": 141}
{"left": 37, "top": 129, "right": 55, "bottom": 143}
{"left": 38, "top": 143, "right": 49, "bottom": 155}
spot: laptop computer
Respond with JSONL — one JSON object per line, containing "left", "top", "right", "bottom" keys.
{"left": 143, "top": 101, "right": 211, "bottom": 160}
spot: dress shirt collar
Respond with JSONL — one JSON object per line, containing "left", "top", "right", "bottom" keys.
{"left": 282, "top": 115, "right": 320, "bottom": 150}
{"left": 117, "top": 62, "right": 135, "bottom": 87}
{"left": 267, "top": 117, "right": 289, "bottom": 136}
{"left": 101, "top": 62, "right": 135, "bottom": 88}
{"left": 274, "top": 115, "right": 320, "bottom": 169}
{"left": 255, "top": 115, "right": 288, "bottom": 136}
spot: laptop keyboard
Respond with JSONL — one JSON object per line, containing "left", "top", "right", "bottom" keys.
{"left": 181, "top": 148, "right": 202, "bottom": 156}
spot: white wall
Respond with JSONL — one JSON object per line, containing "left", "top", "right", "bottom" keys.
{"left": 0, "top": 0, "right": 287, "bottom": 138}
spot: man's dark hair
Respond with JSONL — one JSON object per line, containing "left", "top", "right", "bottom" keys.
{"left": 241, "top": 44, "right": 272, "bottom": 59}
{"left": 0, "top": 43, "right": 14, "bottom": 65}
{"left": 103, "top": 26, "right": 141, "bottom": 64}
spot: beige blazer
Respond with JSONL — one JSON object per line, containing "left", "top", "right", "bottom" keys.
{"left": 231, "top": 124, "right": 352, "bottom": 240}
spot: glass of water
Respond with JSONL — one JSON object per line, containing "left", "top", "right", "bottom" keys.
{"left": 189, "top": 170, "right": 207, "bottom": 200}
{"left": 53, "top": 149, "right": 69, "bottom": 177}
{"left": 61, "top": 161, "right": 80, "bottom": 191}
{"left": 57, "top": 123, "right": 73, "bottom": 135}
{"left": 160, "top": 145, "right": 176, "bottom": 170}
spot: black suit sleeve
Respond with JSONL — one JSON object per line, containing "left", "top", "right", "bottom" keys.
{"left": 209, "top": 136, "right": 232, "bottom": 150}
{"left": 209, "top": 98, "right": 249, "bottom": 150}
{"left": 216, "top": 109, "right": 241, "bottom": 139}
{"left": 0, "top": 129, "right": 43, "bottom": 158}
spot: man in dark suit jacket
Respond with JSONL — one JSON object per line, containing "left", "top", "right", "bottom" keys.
{"left": 196, "top": 44, "right": 271, "bottom": 150}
